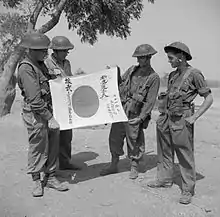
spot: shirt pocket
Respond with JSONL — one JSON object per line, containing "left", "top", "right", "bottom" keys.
{"left": 181, "top": 78, "right": 195, "bottom": 93}
{"left": 181, "top": 82, "right": 190, "bottom": 93}
{"left": 180, "top": 82, "right": 191, "bottom": 101}
{"left": 136, "top": 82, "right": 150, "bottom": 102}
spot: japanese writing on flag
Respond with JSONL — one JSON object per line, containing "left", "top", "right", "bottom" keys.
{"left": 49, "top": 67, "right": 128, "bottom": 129}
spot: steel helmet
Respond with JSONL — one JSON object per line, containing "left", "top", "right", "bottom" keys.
{"left": 49, "top": 36, "right": 74, "bottom": 50}
{"left": 132, "top": 44, "right": 157, "bottom": 57}
{"left": 20, "top": 32, "right": 50, "bottom": 49}
{"left": 164, "top": 42, "right": 192, "bottom": 61}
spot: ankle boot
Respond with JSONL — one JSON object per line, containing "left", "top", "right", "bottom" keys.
{"left": 129, "top": 160, "right": 138, "bottom": 180}
{"left": 46, "top": 173, "right": 69, "bottom": 191}
{"left": 100, "top": 154, "right": 119, "bottom": 176}
{"left": 179, "top": 191, "right": 193, "bottom": 205}
{"left": 32, "top": 173, "right": 43, "bottom": 197}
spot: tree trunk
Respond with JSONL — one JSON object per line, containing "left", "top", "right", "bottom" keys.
{"left": 0, "top": 46, "right": 25, "bottom": 117}
{"left": 0, "top": 0, "right": 67, "bottom": 117}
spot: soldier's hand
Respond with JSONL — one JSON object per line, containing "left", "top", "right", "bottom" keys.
{"left": 129, "top": 117, "right": 142, "bottom": 125}
{"left": 48, "top": 116, "right": 60, "bottom": 129}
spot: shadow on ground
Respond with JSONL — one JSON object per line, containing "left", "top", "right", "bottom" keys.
{"left": 173, "top": 163, "right": 205, "bottom": 190}
{"left": 56, "top": 151, "right": 158, "bottom": 184}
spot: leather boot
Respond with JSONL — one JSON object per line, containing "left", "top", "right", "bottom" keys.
{"left": 179, "top": 191, "right": 193, "bottom": 205}
{"left": 100, "top": 154, "right": 119, "bottom": 176}
{"left": 46, "top": 173, "right": 69, "bottom": 191}
{"left": 32, "top": 173, "right": 43, "bottom": 197}
{"left": 129, "top": 160, "right": 138, "bottom": 179}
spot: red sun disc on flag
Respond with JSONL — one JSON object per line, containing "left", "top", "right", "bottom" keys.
{"left": 72, "top": 85, "right": 99, "bottom": 118}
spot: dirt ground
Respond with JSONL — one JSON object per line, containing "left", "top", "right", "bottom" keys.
{"left": 0, "top": 90, "right": 220, "bottom": 217}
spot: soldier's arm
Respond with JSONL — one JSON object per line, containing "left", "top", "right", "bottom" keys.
{"left": 139, "top": 74, "right": 160, "bottom": 121}
{"left": 18, "top": 64, "right": 53, "bottom": 121}
{"left": 65, "top": 59, "right": 73, "bottom": 76}
{"left": 44, "top": 58, "right": 55, "bottom": 75}
{"left": 191, "top": 70, "right": 213, "bottom": 121}
{"left": 121, "top": 65, "right": 135, "bottom": 83}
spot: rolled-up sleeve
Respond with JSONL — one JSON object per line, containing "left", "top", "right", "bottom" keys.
{"left": 18, "top": 64, "right": 52, "bottom": 121}
{"left": 193, "top": 70, "right": 211, "bottom": 97}
{"left": 139, "top": 74, "right": 160, "bottom": 120}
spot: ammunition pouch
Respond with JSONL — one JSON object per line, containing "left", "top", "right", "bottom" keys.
{"left": 39, "top": 79, "right": 53, "bottom": 113}
{"left": 128, "top": 93, "right": 144, "bottom": 114}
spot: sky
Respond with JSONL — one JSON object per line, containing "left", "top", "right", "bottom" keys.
{"left": 22, "top": 0, "right": 220, "bottom": 79}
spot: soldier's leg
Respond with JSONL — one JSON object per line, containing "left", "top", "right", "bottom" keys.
{"left": 45, "top": 128, "right": 60, "bottom": 174}
{"left": 100, "top": 122, "right": 126, "bottom": 176}
{"left": 148, "top": 114, "right": 174, "bottom": 188}
{"left": 170, "top": 115, "right": 195, "bottom": 204}
{"left": 59, "top": 129, "right": 72, "bottom": 167}
{"left": 22, "top": 110, "right": 48, "bottom": 197}
{"left": 45, "top": 128, "right": 69, "bottom": 192}
{"left": 124, "top": 122, "right": 145, "bottom": 179}
{"left": 58, "top": 129, "right": 81, "bottom": 170}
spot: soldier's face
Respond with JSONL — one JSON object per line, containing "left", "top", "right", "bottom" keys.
{"left": 137, "top": 56, "right": 150, "bottom": 67}
{"left": 31, "top": 49, "right": 48, "bottom": 61}
{"left": 167, "top": 52, "right": 181, "bottom": 68}
{"left": 55, "top": 50, "right": 69, "bottom": 61}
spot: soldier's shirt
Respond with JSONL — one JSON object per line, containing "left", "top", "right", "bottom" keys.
{"left": 120, "top": 65, "right": 160, "bottom": 120}
{"left": 17, "top": 56, "right": 53, "bottom": 121}
{"left": 45, "top": 53, "right": 72, "bottom": 78}
{"left": 167, "top": 67, "right": 211, "bottom": 103}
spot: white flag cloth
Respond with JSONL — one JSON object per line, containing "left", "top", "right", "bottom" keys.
{"left": 49, "top": 67, "right": 128, "bottom": 130}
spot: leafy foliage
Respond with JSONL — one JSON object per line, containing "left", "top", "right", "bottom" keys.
{"left": 0, "top": 0, "right": 154, "bottom": 45}
{"left": 0, "top": 12, "right": 28, "bottom": 71}
{"left": 0, "top": 0, "right": 23, "bottom": 8}
{"left": 64, "top": 0, "right": 154, "bottom": 44}
{"left": 0, "top": 0, "right": 155, "bottom": 116}
{"left": 0, "top": 0, "right": 155, "bottom": 70}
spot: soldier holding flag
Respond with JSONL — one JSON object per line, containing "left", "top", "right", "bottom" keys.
{"left": 17, "top": 33, "right": 69, "bottom": 197}
{"left": 100, "top": 44, "right": 160, "bottom": 179}
{"left": 45, "top": 36, "right": 81, "bottom": 171}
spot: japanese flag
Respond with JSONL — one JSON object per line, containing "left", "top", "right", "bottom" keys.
{"left": 49, "top": 67, "right": 128, "bottom": 130}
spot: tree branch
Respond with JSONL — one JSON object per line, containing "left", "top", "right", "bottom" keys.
{"left": 38, "top": 0, "right": 67, "bottom": 34}
{"left": 27, "top": 1, "right": 44, "bottom": 31}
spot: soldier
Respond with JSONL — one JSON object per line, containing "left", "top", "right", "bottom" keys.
{"left": 17, "top": 32, "right": 69, "bottom": 197}
{"left": 100, "top": 44, "right": 160, "bottom": 179}
{"left": 147, "top": 42, "right": 213, "bottom": 204}
{"left": 45, "top": 36, "right": 81, "bottom": 170}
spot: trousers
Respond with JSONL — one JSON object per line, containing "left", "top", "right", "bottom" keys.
{"left": 109, "top": 121, "right": 147, "bottom": 161}
{"left": 156, "top": 109, "right": 195, "bottom": 193}
{"left": 22, "top": 109, "right": 59, "bottom": 175}
{"left": 59, "top": 129, "right": 73, "bottom": 167}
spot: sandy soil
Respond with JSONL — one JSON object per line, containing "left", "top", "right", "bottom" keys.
{"left": 0, "top": 90, "right": 220, "bottom": 217}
